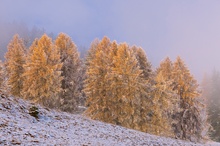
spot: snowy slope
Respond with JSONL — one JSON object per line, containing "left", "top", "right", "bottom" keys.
{"left": 0, "top": 96, "right": 219, "bottom": 146}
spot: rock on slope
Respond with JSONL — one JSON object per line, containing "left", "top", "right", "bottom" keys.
{"left": 0, "top": 95, "right": 219, "bottom": 146}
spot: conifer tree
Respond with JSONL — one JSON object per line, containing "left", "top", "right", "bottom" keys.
{"left": 141, "top": 57, "right": 174, "bottom": 137}
{"left": 130, "top": 50, "right": 173, "bottom": 136}
{"left": 199, "top": 74, "right": 211, "bottom": 141}
{"left": 172, "top": 56, "right": 199, "bottom": 104}
{"left": 77, "top": 59, "right": 87, "bottom": 106}
{"left": 108, "top": 43, "right": 148, "bottom": 130}
{"left": 5, "top": 34, "right": 26, "bottom": 97}
{"left": 132, "top": 46, "right": 152, "bottom": 79}
{"left": 84, "top": 36, "right": 113, "bottom": 120}
{"left": 205, "top": 70, "right": 220, "bottom": 141}
{"left": 85, "top": 39, "right": 99, "bottom": 67}
{"left": 156, "top": 57, "right": 173, "bottom": 81}
{"left": 155, "top": 57, "right": 177, "bottom": 113}
{"left": 172, "top": 56, "right": 204, "bottom": 141}
{"left": 55, "top": 33, "right": 81, "bottom": 112}
{"left": 85, "top": 40, "right": 150, "bottom": 132}
{"left": 130, "top": 46, "right": 159, "bottom": 133}
{"left": 0, "top": 60, "right": 6, "bottom": 93}
{"left": 22, "top": 34, "right": 62, "bottom": 107}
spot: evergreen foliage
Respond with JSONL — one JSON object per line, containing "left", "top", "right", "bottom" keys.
{"left": 22, "top": 34, "right": 62, "bottom": 107}
{"left": 5, "top": 34, "right": 26, "bottom": 97}
{"left": 55, "top": 33, "right": 81, "bottom": 112}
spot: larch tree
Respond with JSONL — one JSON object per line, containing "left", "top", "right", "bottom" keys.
{"left": 155, "top": 57, "right": 178, "bottom": 114}
{"left": 85, "top": 40, "right": 150, "bottom": 132}
{"left": 149, "top": 57, "right": 177, "bottom": 137}
{"left": 130, "top": 49, "right": 174, "bottom": 136}
{"left": 22, "top": 39, "right": 38, "bottom": 97}
{"left": 5, "top": 34, "right": 26, "bottom": 97}
{"left": 108, "top": 43, "right": 148, "bottom": 131}
{"left": 172, "top": 57, "right": 199, "bottom": 104}
{"left": 156, "top": 57, "right": 173, "bottom": 81}
{"left": 55, "top": 33, "right": 81, "bottom": 112}
{"left": 22, "top": 34, "right": 62, "bottom": 107}
{"left": 171, "top": 56, "right": 204, "bottom": 141}
{"left": 83, "top": 39, "right": 100, "bottom": 104}
{"left": 131, "top": 46, "right": 158, "bottom": 133}
{"left": 84, "top": 36, "right": 113, "bottom": 121}
{"left": 132, "top": 46, "right": 152, "bottom": 79}
{"left": 85, "top": 38, "right": 99, "bottom": 67}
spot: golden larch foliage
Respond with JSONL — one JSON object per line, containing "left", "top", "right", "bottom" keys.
{"left": 22, "top": 34, "right": 62, "bottom": 107}
{"left": 172, "top": 56, "right": 199, "bottom": 105}
{"left": 84, "top": 36, "right": 113, "bottom": 121}
{"left": 5, "top": 34, "right": 26, "bottom": 97}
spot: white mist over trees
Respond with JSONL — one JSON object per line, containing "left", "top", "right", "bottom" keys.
{"left": 202, "top": 71, "right": 220, "bottom": 142}
{"left": 0, "top": 22, "right": 54, "bottom": 60}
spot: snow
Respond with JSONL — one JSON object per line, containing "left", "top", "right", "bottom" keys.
{"left": 0, "top": 96, "right": 219, "bottom": 146}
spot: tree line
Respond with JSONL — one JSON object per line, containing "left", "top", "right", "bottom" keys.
{"left": 0, "top": 34, "right": 210, "bottom": 142}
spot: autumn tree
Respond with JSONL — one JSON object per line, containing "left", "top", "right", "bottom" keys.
{"left": 5, "top": 34, "right": 26, "bottom": 97}
{"left": 132, "top": 46, "right": 152, "bottom": 79}
{"left": 55, "top": 33, "right": 81, "bottom": 112}
{"left": 131, "top": 47, "right": 172, "bottom": 136}
{"left": 172, "top": 57, "right": 199, "bottom": 103}
{"left": 84, "top": 39, "right": 153, "bottom": 133}
{"left": 22, "top": 34, "right": 62, "bottom": 107}
{"left": 107, "top": 43, "right": 149, "bottom": 130}
{"left": 155, "top": 57, "right": 178, "bottom": 113}
{"left": 84, "top": 36, "right": 113, "bottom": 120}
{"left": 171, "top": 56, "right": 205, "bottom": 141}
{"left": 85, "top": 39, "right": 99, "bottom": 67}
{"left": 156, "top": 57, "right": 173, "bottom": 80}
{"left": 145, "top": 57, "right": 176, "bottom": 137}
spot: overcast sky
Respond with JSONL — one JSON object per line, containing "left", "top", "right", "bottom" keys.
{"left": 1, "top": 0, "right": 220, "bottom": 81}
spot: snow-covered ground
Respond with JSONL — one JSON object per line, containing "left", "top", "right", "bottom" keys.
{"left": 0, "top": 95, "right": 219, "bottom": 146}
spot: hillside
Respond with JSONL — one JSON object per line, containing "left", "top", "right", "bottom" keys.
{"left": 0, "top": 95, "right": 219, "bottom": 146}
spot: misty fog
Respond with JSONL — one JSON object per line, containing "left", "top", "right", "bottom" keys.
{"left": 1, "top": 0, "right": 220, "bottom": 81}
